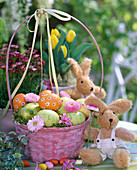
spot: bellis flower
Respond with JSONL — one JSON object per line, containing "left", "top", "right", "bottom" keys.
{"left": 27, "top": 115, "right": 45, "bottom": 132}
{"left": 25, "top": 93, "right": 40, "bottom": 103}
{"left": 64, "top": 101, "right": 80, "bottom": 113}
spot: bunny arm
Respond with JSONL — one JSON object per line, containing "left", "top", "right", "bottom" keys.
{"left": 84, "top": 126, "right": 100, "bottom": 140}
{"left": 64, "top": 88, "right": 82, "bottom": 100}
{"left": 94, "top": 86, "right": 106, "bottom": 99}
{"left": 115, "top": 127, "right": 135, "bottom": 142}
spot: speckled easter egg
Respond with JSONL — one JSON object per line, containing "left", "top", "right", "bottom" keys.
{"left": 13, "top": 93, "right": 27, "bottom": 112}
{"left": 37, "top": 109, "right": 59, "bottom": 127}
{"left": 38, "top": 93, "right": 62, "bottom": 111}
{"left": 18, "top": 103, "right": 41, "bottom": 121}
{"left": 39, "top": 90, "right": 53, "bottom": 98}
{"left": 67, "top": 112, "right": 86, "bottom": 125}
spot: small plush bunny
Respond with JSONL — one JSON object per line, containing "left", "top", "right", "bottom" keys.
{"left": 80, "top": 95, "right": 135, "bottom": 168}
{"left": 65, "top": 58, "right": 106, "bottom": 100}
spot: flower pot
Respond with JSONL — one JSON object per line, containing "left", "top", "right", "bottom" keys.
{"left": 42, "top": 82, "right": 76, "bottom": 93}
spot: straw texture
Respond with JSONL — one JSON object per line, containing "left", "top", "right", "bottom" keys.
{"left": 14, "top": 118, "right": 89, "bottom": 162}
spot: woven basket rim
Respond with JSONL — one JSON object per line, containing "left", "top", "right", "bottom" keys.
{"left": 14, "top": 116, "right": 90, "bottom": 132}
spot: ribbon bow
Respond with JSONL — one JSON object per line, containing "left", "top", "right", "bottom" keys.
{"left": 27, "top": 9, "right": 72, "bottom": 32}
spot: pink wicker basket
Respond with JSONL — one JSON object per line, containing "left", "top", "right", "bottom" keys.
{"left": 14, "top": 118, "right": 89, "bottom": 162}
{"left": 6, "top": 9, "right": 104, "bottom": 163}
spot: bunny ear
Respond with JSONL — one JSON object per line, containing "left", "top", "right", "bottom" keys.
{"left": 67, "top": 58, "right": 83, "bottom": 78}
{"left": 85, "top": 95, "right": 108, "bottom": 113}
{"left": 81, "top": 58, "right": 92, "bottom": 76}
{"left": 108, "top": 99, "right": 132, "bottom": 114}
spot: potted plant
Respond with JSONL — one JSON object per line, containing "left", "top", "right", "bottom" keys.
{"left": 0, "top": 44, "right": 45, "bottom": 119}
{"left": 42, "top": 28, "right": 91, "bottom": 92}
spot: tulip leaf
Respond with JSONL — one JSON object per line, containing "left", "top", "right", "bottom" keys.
{"left": 58, "top": 48, "right": 65, "bottom": 65}
{"left": 64, "top": 42, "right": 70, "bottom": 59}
{"left": 60, "top": 63, "right": 72, "bottom": 75}
{"left": 69, "top": 34, "right": 77, "bottom": 53}
{"left": 71, "top": 43, "right": 92, "bottom": 61}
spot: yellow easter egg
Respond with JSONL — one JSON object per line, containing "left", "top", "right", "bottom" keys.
{"left": 79, "top": 107, "right": 90, "bottom": 118}
{"left": 38, "top": 163, "right": 47, "bottom": 170}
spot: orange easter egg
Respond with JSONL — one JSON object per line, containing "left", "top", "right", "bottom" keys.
{"left": 39, "top": 90, "right": 53, "bottom": 98}
{"left": 22, "top": 160, "right": 30, "bottom": 167}
{"left": 60, "top": 158, "right": 68, "bottom": 165}
{"left": 13, "top": 93, "right": 27, "bottom": 112}
{"left": 49, "top": 159, "right": 59, "bottom": 166}
{"left": 38, "top": 93, "right": 62, "bottom": 111}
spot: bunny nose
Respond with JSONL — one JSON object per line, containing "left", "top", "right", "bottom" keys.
{"left": 109, "top": 119, "right": 113, "bottom": 122}
{"left": 90, "top": 87, "right": 93, "bottom": 91}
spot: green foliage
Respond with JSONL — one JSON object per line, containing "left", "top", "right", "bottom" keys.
{"left": 0, "top": 17, "right": 9, "bottom": 48}
{"left": 0, "top": 131, "right": 29, "bottom": 170}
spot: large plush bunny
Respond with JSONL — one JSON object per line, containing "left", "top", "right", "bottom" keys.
{"left": 80, "top": 95, "right": 135, "bottom": 168}
{"left": 65, "top": 58, "right": 106, "bottom": 100}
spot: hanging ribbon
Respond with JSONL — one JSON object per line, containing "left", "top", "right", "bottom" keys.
{"left": 46, "top": 13, "right": 59, "bottom": 95}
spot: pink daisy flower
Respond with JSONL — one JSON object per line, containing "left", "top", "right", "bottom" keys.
{"left": 60, "top": 91, "right": 71, "bottom": 99}
{"left": 25, "top": 93, "right": 40, "bottom": 103}
{"left": 27, "top": 115, "right": 45, "bottom": 132}
{"left": 64, "top": 101, "right": 80, "bottom": 113}
{"left": 86, "top": 104, "right": 99, "bottom": 112}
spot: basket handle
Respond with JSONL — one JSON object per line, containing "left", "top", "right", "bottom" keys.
{"left": 5, "top": 9, "right": 103, "bottom": 116}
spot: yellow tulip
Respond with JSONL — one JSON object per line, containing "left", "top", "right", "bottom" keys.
{"left": 61, "top": 45, "right": 67, "bottom": 58}
{"left": 134, "top": 135, "right": 137, "bottom": 142}
{"left": 51, "top": 28, "right": 61, "bottom": 38}
{"left": 66, "top": 30, "right": 76, "bottom": 43}
{"left": 50, "top": 35, "right": 59, "bottom": 50}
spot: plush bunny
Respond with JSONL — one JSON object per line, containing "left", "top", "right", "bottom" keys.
{"left": 65, "top": 58, "right": 106, "bottom": 100}
{"left": 80, "top": 95, "right": 135, "bottom": 168}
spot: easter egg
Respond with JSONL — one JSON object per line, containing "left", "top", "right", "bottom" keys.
{"left": 13, "top": 93, "right": 27, "bottom": 112}
{"left": 79, "top": 107, "right": 90, "bottom": 118}
{"left": 38, "top": 93, "right": 62, "bottom": 111}
{"left": 37, "top": 109, "right": 59, "bottom": 127}
{"left": 18, "top": 103, "right": 41, "bottom": 121}
{"left": 49, "top": 159, "right": 59, "bottom": 165}
{"left": 67, "top": 112, "right": 86, "bottom": 125}
{"left": 60, "top": 158, "right": 68, "bottom": 164}
{"left": 22, "top": 160, "right": 30, "bottom": 167}
{"left": 38, "top": 163, "right": 47, "bottom": 170}
{"left": 45, "top": 162, "right": 54, "bottom": 169}
{"left": 39, "top": 90, "right": 52, "bottom": 98}
{"left": 57, "top": 97, "right": 72, "bottom": 115}
{"left": 77, "top": 98, "right": 90, "bottom": 118}
{"left": 76, "top": 98, "right": 86, "bottom": 107}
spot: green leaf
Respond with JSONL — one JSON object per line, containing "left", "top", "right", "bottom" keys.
{"left": 8, "top": 131, "right": 16, "bottom": 135}
{"left": 64, "top": 42, "right": 70, "bottom": 59}
{"left": 42, "top": 50, "right": 49, "bottom": 75}
{"left": 18, "top": 135, "right": 25, "bottom": 141}
{"left": 60, "top": 63, "right": 72, "bottom": 75}
{"left": 0, "top": 137, "right": 2, "bottom": 141}
{"left": 42, "top": 50, "right": 49, "bottom": 61}
{"left": 5, "top": 136, "right": 13, "bottom": 141}
{"left": 8, "top": 155, "right": 15, "bottom": 161}
{"left": 69, "top": 34, "right": 78, "bottom": 53}
{"left": 58, "top": 48, "right": 65, "bottom": 65}
{"left": 21, "top": 137, "right": 29, "bottom": 145}
{"left": 13, "top": 153, "right": 22, "bottom": 158}
{"left": 71, "top": 43, "right": 92, "bottom": 61}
